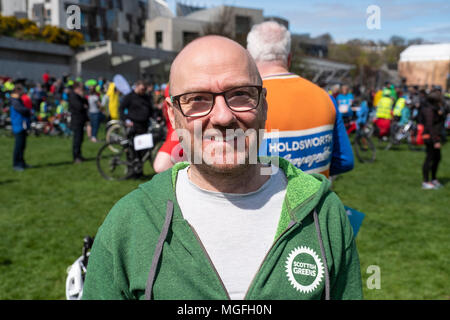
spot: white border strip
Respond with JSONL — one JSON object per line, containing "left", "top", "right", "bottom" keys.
{"left": 264, "top": 124, "right": 334, "bottom": 139}
{"left": 263, "top": 74, "right": 300, "bottom": 80}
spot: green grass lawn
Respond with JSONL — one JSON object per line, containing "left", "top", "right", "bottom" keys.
{"left": 0, "top": 130, "right": 449, "bottom": 299}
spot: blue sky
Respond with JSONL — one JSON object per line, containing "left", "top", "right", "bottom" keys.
{"left": 167, "top": 0, "right": 450, "bottom": 43}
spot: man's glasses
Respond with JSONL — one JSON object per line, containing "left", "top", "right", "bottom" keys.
{"left": 171, "top": 85, "right": 263, "bottom": 118}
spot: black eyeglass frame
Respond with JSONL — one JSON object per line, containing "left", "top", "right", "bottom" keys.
{"left": 170, "top": 85, "right": 263, "bottom": 118}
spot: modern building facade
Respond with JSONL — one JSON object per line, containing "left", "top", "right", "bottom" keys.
{"left": 0, "top": 0, "right": 28, "bottom": 19}
{"left": 1, "top": 0, "right": 150, "bottom": 44}
{"left": 143, "top": 4, "right": 264, "bottom": 52}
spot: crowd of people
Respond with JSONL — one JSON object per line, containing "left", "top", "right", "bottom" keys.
{"left": 0, "top": 73, "right": 171, "bottom": 169}
{"left": 1, "top": 19, "right": 449, "bottom": 301}
{"left": 1, "top": 23, "right": 448, "bottom": 186}
{"left": 325, "top": 79, "right": 449, "bottom": 189}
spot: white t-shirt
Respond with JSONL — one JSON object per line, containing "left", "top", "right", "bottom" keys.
{"left": 175, "top": 166, "right": 287, "bottom": 299}
{"left": 88, "top": 94, "right": 100, "bottom": 113}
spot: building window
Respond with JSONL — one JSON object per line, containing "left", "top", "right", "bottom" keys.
{"left": 127, "top": 14, "right": 133, "bottom": 33}
{"left": 113, "top": 0, "right": 122, "bottom": 10}
{"left": 83, "top": 31, "right": 91, "bottom": 42}
{"left": 183, "top": 32, "right": 199, "bottom": 48}
{"left": 155, "top": 31, "right": 163, "bottom": 49}
{"left": 106, "top": 9, "right": 116, "bottom": 28}
{"left": 235, "top": 15, "right": 251, "bottom": 46}
{"left": 235, "top": 15, "right": 251, "bottom": 35}
{"left": 123, "top": 32, "right": 130, "bottom": 43}
{"left": 81, "top": 13, "right": 88, "bottom": 27}
{"left": 96, "top": 15, "right": 102, "bottom": 28}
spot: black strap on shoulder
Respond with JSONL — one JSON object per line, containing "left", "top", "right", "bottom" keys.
{"left": 313, "top": 209, "right": 331, "bottom": 300}
{"left": 144, "top": 200, "right": 174, "bottom": 300}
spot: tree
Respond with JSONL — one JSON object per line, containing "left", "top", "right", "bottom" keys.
{"left": 0, "top": 14, "right": 84, "bottom": 48}
{"left": 407, "top": 38, "right": 424, "bottom": 45}
{"left": 0, "top": 15, "right": 20, "bottom": 36}
{"left": 202, "top": 6, "right": 234, "bottom": 40}
{"left": 68, "top": 31, "right": 84, "bottom": 48}
{"left": 389, "top": 35, "right": 406, "bottom": 47}
{"left": 290, "top": 45, "right": 313, "bottom": 80}
{"left": 383, "top": 44, "right": 404, "bottom": 69}
{"left": 316, "top": 33, "right": 333, "bottom": 45}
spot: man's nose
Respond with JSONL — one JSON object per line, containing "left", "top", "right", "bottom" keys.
{"left": 208, "top": 95, "right": 236, "bottom": 126}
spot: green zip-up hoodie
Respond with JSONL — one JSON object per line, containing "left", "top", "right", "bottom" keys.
{"left": 83, "top": 158, "right": 363, "bottom": 300}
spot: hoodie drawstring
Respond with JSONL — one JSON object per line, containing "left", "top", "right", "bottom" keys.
{"left": 313, "top": 209, "right": 331, "bottom": 300}
{"left": 145, "top": 200, "right": 174, "bottom": 300}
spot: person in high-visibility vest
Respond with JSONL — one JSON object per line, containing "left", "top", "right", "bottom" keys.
{"left": 393, "top": 91, "right": 406, "bottom": 121}
{"left": 3, "top": 80, "right": 15, "bottom": 92}
{"left": 373, "top": 89, "right": 383, "bottom": 108}
{"left": 103, "top": 82, "right": 120, "bottom": 120}
{"left": 38, "top": 99, "right": 50, "bottom": 120}
{"left": 374, "top": 89, "right": 393, "bottom": 138}
{"left": 55, "top": 100, "right": 69, "bottom": 117}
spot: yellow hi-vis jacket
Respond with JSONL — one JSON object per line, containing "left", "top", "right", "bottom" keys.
{"left": 393, "top": 97, "right": 406, "bottom": 117}
{"left": 106, "top": 82, "right": 120, "bottom": 120}
{"left": 376, "top": 97, "right": 393, "bottom": 120}
{"left": 373, "top": 90, "right": 383, "bottom": 108}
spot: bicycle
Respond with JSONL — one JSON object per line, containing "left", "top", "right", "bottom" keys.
{"left": 104, "top": 119, "right": 125, "bottom": 152}
{"left": 345, "top": 117, "right": 376, "bottom": 163}
{"left": 385, "top": 119, "right": 412, "bottom": 150}
{"left": 385, "top": 119, "right": 425, "bottom": 151}
{"left": 96, "top": 118, "right": 166, "bottom": 180}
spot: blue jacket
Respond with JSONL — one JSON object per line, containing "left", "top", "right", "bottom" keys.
{"left": 336, "top": 93, "right": 354, "bottom": 118}
{"left": 10, "top": 97, "right": 31, "bottom": 134}
{"left": 356, "top": 101, "right": 369, "bottom": 130}
{"left": 329, "top": 95, "right": 354, "bottom": 176}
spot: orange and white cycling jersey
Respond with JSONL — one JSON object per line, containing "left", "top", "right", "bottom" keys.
{"left": 260, "top": 74, "right": 336, "bottom": 177}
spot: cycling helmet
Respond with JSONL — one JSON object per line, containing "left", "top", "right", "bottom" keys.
{"left": 382, "top": 88, "right": 391, "bottom": 97}
{"left": 65, "top": 255, "right": 87, "bottom": 300}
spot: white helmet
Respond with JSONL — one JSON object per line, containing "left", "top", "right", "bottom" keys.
{"left": 65, "top": 255, "right": 88, "bottom": 300}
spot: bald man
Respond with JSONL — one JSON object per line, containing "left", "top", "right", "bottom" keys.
{"left": 82, "top": 36, "right": 362, "bottom": 300}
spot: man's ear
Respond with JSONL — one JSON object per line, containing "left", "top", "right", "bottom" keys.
{"left": 260, "top": 92, "right": 268, "bottom": 122}
{"left": 287, "top": 53, "right": 292, "bottom": 69}
{"left": 166, "top": 97, "right": 177, "bottom": 130}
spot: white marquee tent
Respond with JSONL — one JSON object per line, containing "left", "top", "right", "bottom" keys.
{"left": 398, "top": 43, "right": 450, "bottom": 90}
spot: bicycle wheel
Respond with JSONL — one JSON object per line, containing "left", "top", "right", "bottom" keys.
{"left": 105, "top": 123, "right": 126, "bottom": 152}
{"left": 354, "top": 134, "right": 376, "bottom": 163}
{"left": 385, "top": 132, "right": 396, "bottom": 150}
{"left": 363, "top": 122, "right": 375, "bottom": 137}
{"left": 97, "top": 142, "right": 133, "bottom": 181}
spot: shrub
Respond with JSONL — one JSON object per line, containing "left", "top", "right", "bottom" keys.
{"left": 0, "top": 15, "right": 84, "bottom": 48}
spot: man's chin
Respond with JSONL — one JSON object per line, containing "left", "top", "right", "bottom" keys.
{"left": 198, "top": 154, "right": 251, "bottom": 174}
{"left": 204, "top": 162, "right": 247, "bottom": 174}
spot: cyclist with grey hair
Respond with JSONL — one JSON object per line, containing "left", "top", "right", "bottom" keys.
{"left": 247, "top": 21, "right": 354, "bottom": 178}
{"left": 247, "top": 21, "right": 291, "bottom": 67}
